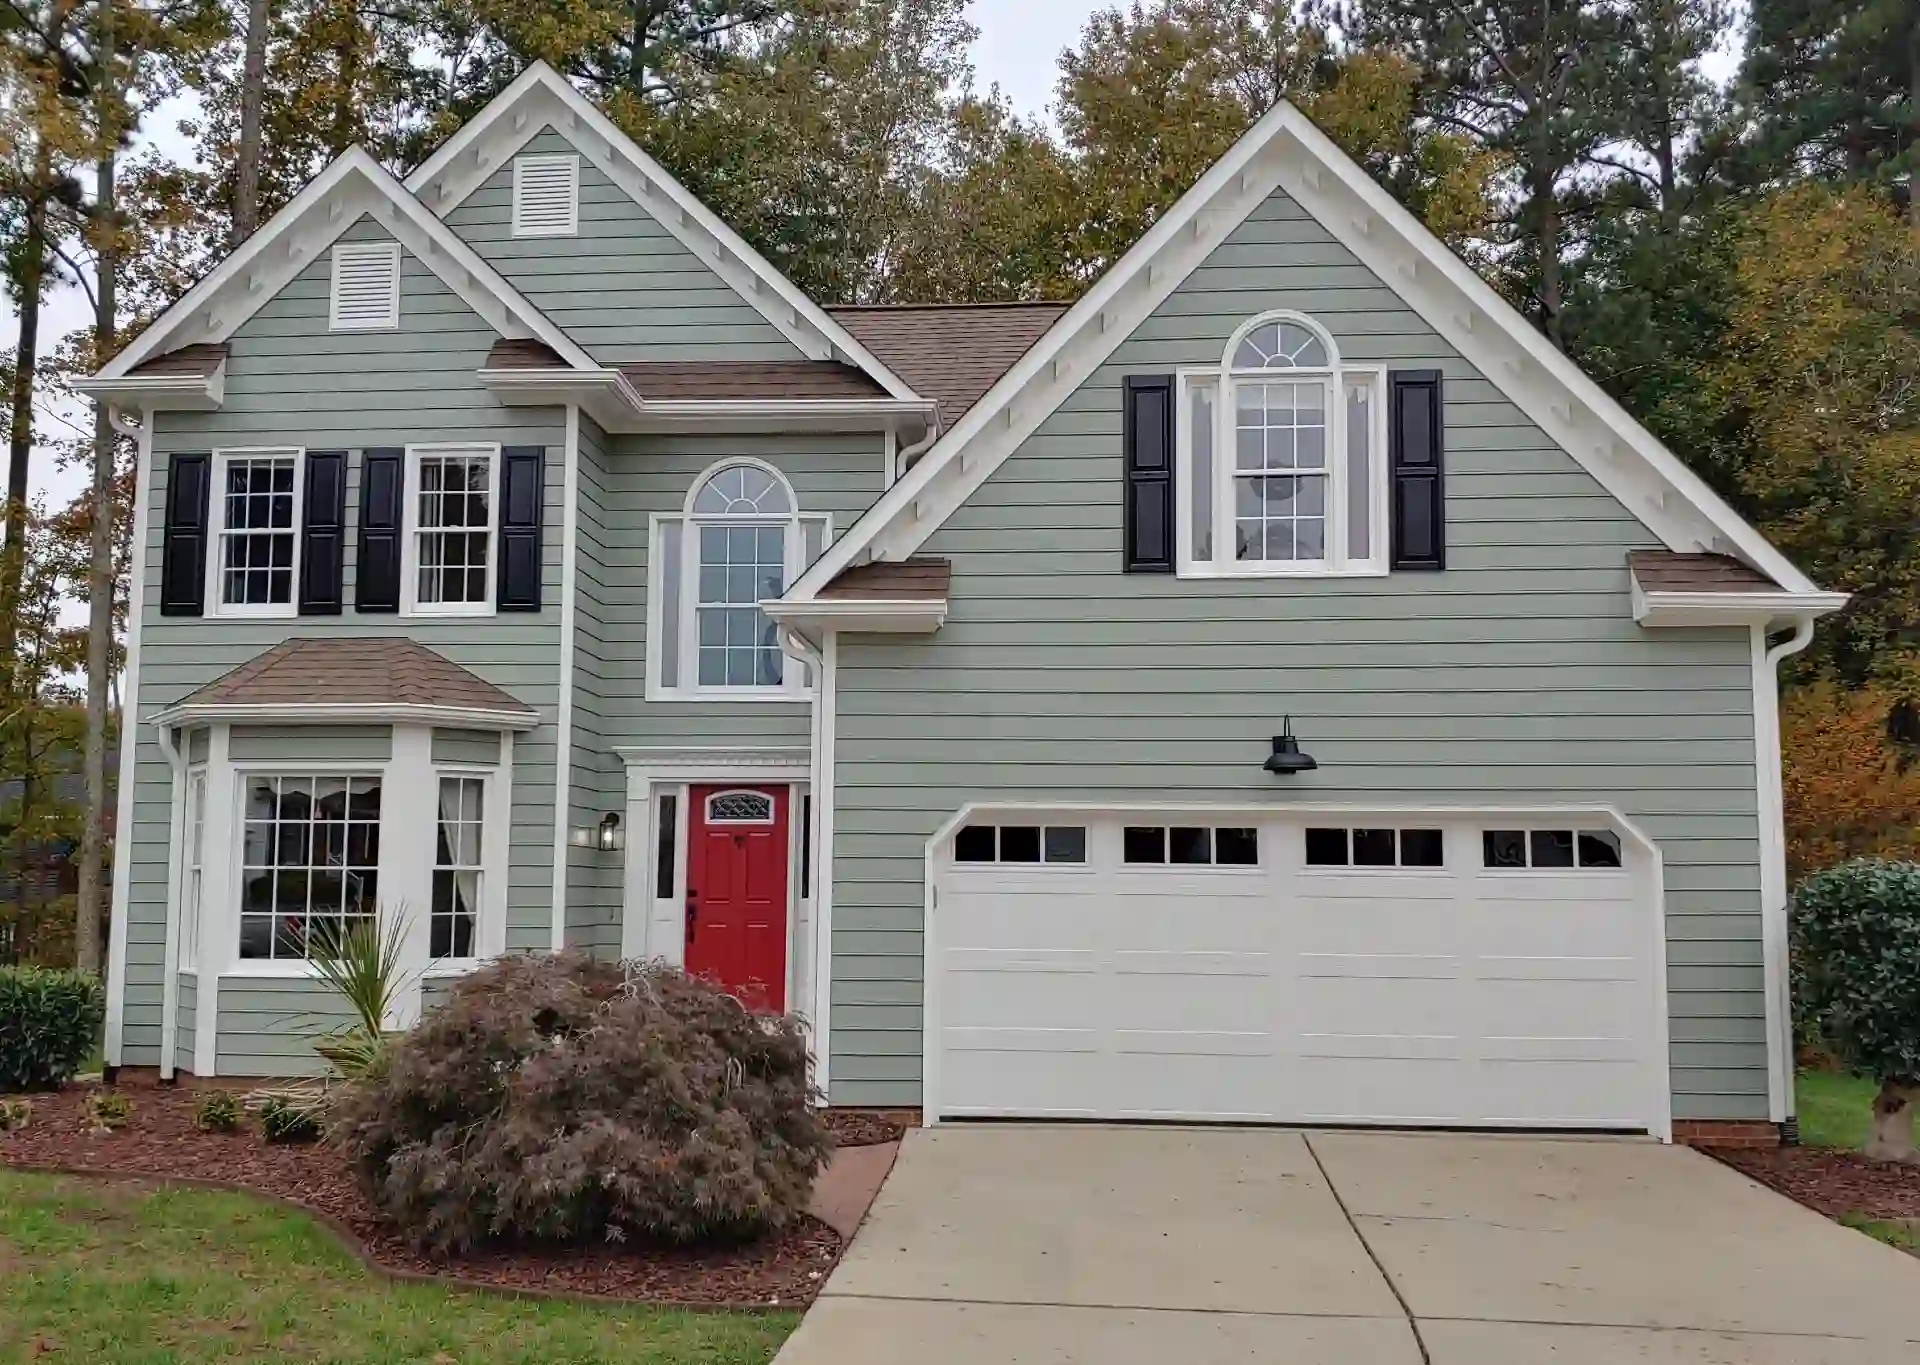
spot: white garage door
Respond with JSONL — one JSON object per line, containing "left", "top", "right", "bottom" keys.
{"left": 929, "top": 812, "right": 1663, "bottom": 1132}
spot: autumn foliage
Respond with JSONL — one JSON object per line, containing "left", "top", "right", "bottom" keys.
{"left": 1783, "top": 681, "right": 1920, "bottom": 880}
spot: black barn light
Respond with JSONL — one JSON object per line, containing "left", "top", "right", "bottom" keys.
{"left": 1263, "top": 718, "right": 1318, "bottom": 776}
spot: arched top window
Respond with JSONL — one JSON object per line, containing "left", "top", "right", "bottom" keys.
{"left": 650, "top": 460, "right": 830, "bottom": 699}
{"left": 688, "top": 461, "right": 793, "bottom": 517}
{"left": 705, "top": 789, "right": 775, "bottom": 824}
{"left": 1175, "top": 311, "right": 1386, "bottom": 578}
{"left": 1228, "top": 314, "right": 1334, "bottom": 371}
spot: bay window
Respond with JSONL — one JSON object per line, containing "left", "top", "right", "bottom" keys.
{"left": 238, "top": 773, "right": 382, "bottom": 961}
{"left": 1176, "top": 312, "right": 1387, "bottom": 577}
{"left": 431, "top": 774, "right": 487, "bottom": 961}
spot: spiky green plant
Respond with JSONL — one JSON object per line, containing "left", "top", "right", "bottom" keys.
{"left": 308, "top": 910, "right": 413, "bottom": 1081}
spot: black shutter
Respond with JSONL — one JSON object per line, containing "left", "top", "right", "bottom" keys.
{"left": 497, "top": 445, "right": 545, "bottom": 611}
{"left": 355, "top": 447, "right": 403, "bottom": 613}
{"left": 1123, "top": 375, "right": 1175, "bottom": 573}
{"left": 159, "top": 453, "right": 212, "bottom": 616}
{"left": 1389, "top": 370, "right": 1446, "bottom": 571}
{"left": 298, "top": 450, "right": 347, "bottom": 614}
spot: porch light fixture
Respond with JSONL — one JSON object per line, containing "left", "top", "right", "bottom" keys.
{"left": 1263, "top": 719, "right": 1318, "bottom": 776}
{"left": 596, "top": 811, "right": 622, "bottom": 852}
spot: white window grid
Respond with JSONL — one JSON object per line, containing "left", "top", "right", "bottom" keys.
{"left": 705, "top": 789, "right": 776, "bottom": 824}
{"left": 1121, "top": 825, "right": 1261, "bottom": 867}
{"left": 952, "top": 824, "right": 1089, "bottom": 865}
{"left": 403, "top": 444, "right": 498, "bottom": 616}
{"left": 1303, "top": 826, "right": 1446, "bottom": 869}
{"left": 431, "top": 773, "right": 486, "bottom": 961}
{"left": 237, "top": 772, "right": 382, "bottom": 962}
{"left": 1481, "top": 827, "right": 1626, "bottom": 872}
{"left": 209, "top": 448, "right": 304, "bottom": 617}
{"left": 179, "top": 767, "right": 207, "bottom": 971}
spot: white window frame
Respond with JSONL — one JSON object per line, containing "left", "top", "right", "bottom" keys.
{"left": 230, "top": 766, "right": 387, "bottom": 970}
{"left": 426, "top": 766, "right": 505, "bottom": 971}
{"left": 177, "top": 766, "right": 207, "bottom": 971}
{"left": 328, "top": 241, "right": 401, "bottom": 331}
{"left": 512, "top": 153, "right": 581, "bottom": 237}
{"left": 1480, "top": 826, "right": 1629, "bottom": 875}
{"left": 645, "top": 458, "right": 829, "bottom": 702}
{"left": 401, "top": 442, "right": 500, "bottom": 618}
{"left": 207, "top": 446, "right": 305, "bottom": 619}
{"left": 1175, "top": 310, "right": 1390, "bottom": 579}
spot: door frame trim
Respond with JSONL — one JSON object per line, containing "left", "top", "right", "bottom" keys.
{"left": 619, "top": 747, "right": 812, "bottom": 1020}
{"left": 920, "top": 800, "right": 1672, "bottom": 1143}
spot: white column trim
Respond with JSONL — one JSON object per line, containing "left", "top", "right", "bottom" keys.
{"left": 193, "top": 723, "right": 232, "bottom": 1076}
{"left": 548, "top": 402, "right": 581, "bottom": 951}
{"left": 1753, "top": 618, "right": 1815, "bottom": 1125}
{"left": 104, "top": 410, "right": 154, "bottom": 1067}
{"left": 810, "top": 632, "right": 839, "bottom": 1095}
{"left": 155, "top": 724, "right": 187, "bottom": 1078}
{"left": 386, "top": 724, "right": 435, "bottom": 1027}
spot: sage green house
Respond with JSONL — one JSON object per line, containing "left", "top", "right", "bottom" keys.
{"left": 84, "top": 64, "right": 1843, "bottom": 1144}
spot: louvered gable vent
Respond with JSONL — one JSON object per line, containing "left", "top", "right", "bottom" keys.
{"left": 328, "top": 242, "right": 400, "bottom": 330}
{"left": 513, "top": 154, "right": 579, "bottom": 237}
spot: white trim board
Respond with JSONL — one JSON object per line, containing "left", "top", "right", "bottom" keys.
{"left": 103, "top": 413, "right": 154, "bottom": 1068}
{"left": 93, "top": 146, "right": 595, "bottom": 384}
{"left": 787, "top": 99, "right": 1826, "bottom": 605}
{"left": 404, "top": 61, "right": 922, "bottom": 402}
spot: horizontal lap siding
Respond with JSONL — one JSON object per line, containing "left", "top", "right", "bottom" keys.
{"left": 431, "top": 729, "right": 502, "bottom": 765}
{"left": 215, "top": 979, "right": 354, "bottom": 1076}
{"left": 829, "top": 188, "right": 1764, "bottom": 1119}
{"left": 567, "top": 415, "right": 620, "bottom": 953}
{"left": 174, "top": 975, "right": 195, "bottom": 1073}
{"left": 444, "top": 128, "right": 799, "bottom": 364}
{"left": 125, "top": 220, "right": 564, "bottom": 1070}
{"left": 229, "top": 725, "right": 392, "bottom": 763}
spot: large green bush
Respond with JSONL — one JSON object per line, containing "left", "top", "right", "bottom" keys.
{"left": 1793, "top": 858, "right": 1920, "bottom": 1158}
{"left": 333, "top": 953, "right": 832, "bottom": 1255}
{"left": 0, "top": 966, "right": 105, "bottom": 1091}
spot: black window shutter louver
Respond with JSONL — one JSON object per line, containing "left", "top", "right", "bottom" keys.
{"left": 1389, "top": 370, "right": 1446, "bottom": 571}
{"left": 159, "top": 453, "right": 212, "bottom": 616}
{"left": 298, "top": 450, "right": 348, "bottom": 614}
{"left": 1123, "top": 375, "right": 1175, "bottom": 573}
{"left": 497, "top": 445, "right": 545, "bottom": 611}
{"left": 355, "top": 447, "right": 404, "bottom": 612}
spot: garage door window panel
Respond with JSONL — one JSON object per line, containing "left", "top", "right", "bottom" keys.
{"left": 1124, "top": 825, "right": 1258, "bottom": 867}
{"left": 1304, "top": 826, "right": 1445, "bottom": 869}
{"left": 953, "top": 823, "right": 1087, "bottom": 866}
{"left": 1483, "top": 828, "right": 1625, "bottom": 871}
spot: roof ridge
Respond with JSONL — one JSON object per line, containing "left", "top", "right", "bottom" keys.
{"left": 827, "top": 301, "right": 1073, "bottom": 313}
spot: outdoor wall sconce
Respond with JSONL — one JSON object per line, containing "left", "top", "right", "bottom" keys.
{"left": 596, "top": 812, "right": 623, "bottom": 852}
{"left": 1263, "top": 718, "right": 1318, "bottom": 776}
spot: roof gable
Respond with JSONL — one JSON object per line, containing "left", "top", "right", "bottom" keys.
{"left": 94, "top": 147, "right": 594, "bottom": 386}
{"left": 829, "top": 303, "right": 1069, "bottom": 428}
{"left": 788, "top": 100, "right": 1824, "bottom": 603}
{"left": 406, "top": 62, "right": 921, "bottom": 402}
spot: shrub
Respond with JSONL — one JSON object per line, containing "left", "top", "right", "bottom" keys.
{"left": 309, "top": 912, "right": 410, "bottom": 1081}
{"left": 335, "top": 953, "right": 832, "bottom": 1255}
{"left": 0, "top": 967, "right": 105, "bottom": 1091}
{"left": 0, "top": 1097, "right": 30, "bottom": 1131}
{"left": 1793, "top": 858, "right": 1920, "bottom": 1159}
{"left": 259, "top": 1096, "right": 323, "bottom": 1144}
{"left": 83, "top": 1091, "right": 131, "bottom": 1132}
{"left": 194, "top": 1090, "right": 243, "bottom": 1133}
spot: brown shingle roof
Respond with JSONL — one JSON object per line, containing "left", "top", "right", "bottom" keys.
{"left": 829, "top": 303, "right": 1070, "bottom": 427}
{"left": 177, "top": 638, "right": 536, "bottom": 717}
{"left": 1628, "top": 550, "right": 1783, "bottom": 594}
{"left": 128, "top": 343, "right": 227, "bottom": 378}
{"left": 483, "top": 338, "right": 570, "bottom": 369}
{"left": 818, "top": 557, "right": 951, "bottom": 601}
{"left": 618, "top": 360, "right": 887, "bottom": 402}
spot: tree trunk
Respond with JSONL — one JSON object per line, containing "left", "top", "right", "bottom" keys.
{"left": 232, "top": 0, "right": 272, "bottom": 243}
{"left": 77, "top": 81, "right": 119, "bottom": 978}
{"left": 1534, "top": 170, "right": 1563, "bottom": 348}
{"left": 0, "top": 153, "right": 50, "bottom": 677}
{"left": 630, "top": 0, "right": 653, "bottom": 95}
{"left": 1910, "top": 12, "right": 1920, "bottom": 230}
{"left": 1867, "top": 1079, "right": 1918, "bottom": 1162}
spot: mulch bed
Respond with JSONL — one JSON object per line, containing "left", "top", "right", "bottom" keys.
{"left": 1719, "top": 1143, "right": 1920, "bottom": 1224}
{"left": 0, "top": 1073, "right": 841, "bottom": 1307}
{"left": 819, "top": 1108, "right": 904, "bottom": 1148}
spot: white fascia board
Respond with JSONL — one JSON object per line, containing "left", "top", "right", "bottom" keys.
{"left": 761, "top": 596, "right": 948, "bottom": 636}
{"left": 149, "top": 701, "right": 541, "bottom": 731}
{"left": 481, "top": 366, "right": 644, "bottom": 432}
{"left": 72, "top": 363, "right": 225, "bottom": 411}
{"left": 99, "top": 147, "right": 594, "bottom": 381}
{"left": 483, "top": 367, "right": 936, "bottom": 434}
{"left": 788, "top": 99, "right": 1822, "bottom": 603}
{"left": 406, "top": 62, "right": 924, "bottom": 404}
{"left": 1632, "top": 584, "right": 1851, "bottom": 628}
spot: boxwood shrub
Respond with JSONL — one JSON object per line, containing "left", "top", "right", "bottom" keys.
{"left": 334, "top": 952, "right": 832, "bottom": 1255}
{"left": 0, "top": 966, "right": 104, "bottom": 1091}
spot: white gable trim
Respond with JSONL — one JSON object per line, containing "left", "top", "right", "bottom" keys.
{"left": 405, "top": 62, "right": 922, "bottom": 403}
{"left": 788, "top": 101, "right": 1822, "bottom": 602}
{"left": 97, "top": 147, "right": 595, "bottom": 382}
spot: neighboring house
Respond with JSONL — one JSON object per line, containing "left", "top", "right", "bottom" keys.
{"left": 79, "top": 63, "right": 1846, "bottom": 1144}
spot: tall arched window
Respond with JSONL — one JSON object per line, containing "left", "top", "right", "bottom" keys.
{"left": 1175, "top": 311, "right": 1387, "bottom": 577}
{"left": 647, "top": 460, "right": 830, "bottom": 697}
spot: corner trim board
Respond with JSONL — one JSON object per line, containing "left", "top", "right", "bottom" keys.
{"left": 104, "top": 413, "right": 155, "bottom": 1067}
{"left": 548, "top": 402, "right": 581, "bottom": 952}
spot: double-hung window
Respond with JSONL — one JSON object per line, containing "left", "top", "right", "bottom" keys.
{"left": 648, "top": 460, "right": 829, "bottom": 698}
{"left": 238, "top": 773, "right": 381, "bottom": 961}
{"left": 178, "top": 767, "right": 207, "bottom": 971}
{"left": 404, "top": 444, "right": 498, "bottom": 615}
{"left": 210, "top": 448, "right": 303, "bottom": 615}
{"left": 1176, "top": 312, "right": 1387, "bottom": 577}
{"left": 431, "top": 773, "right": 487, "bottom": 961}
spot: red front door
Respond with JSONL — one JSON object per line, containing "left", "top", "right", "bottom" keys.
{"left": 685, "top": 785, "right": 790, "bottom": 1012}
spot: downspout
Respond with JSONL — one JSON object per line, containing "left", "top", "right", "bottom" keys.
{"left": 1758, "top": 617, "right": 1815, "bottom": 1140}
{"left": 154, "top": 720, "right": 183, "bottom": 1081}
{"left": 892, "top": 420, "right": 939, "bottom": 478}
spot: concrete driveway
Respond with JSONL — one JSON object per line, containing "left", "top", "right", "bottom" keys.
{"left": 774, "top": 1125, "right": 1920, "bottom": 1364}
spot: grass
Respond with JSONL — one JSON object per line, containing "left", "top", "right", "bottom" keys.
{"left": 0, "top": 1169, "right": 798, "bottom": 1365}
{"left": 1840, "top": 1212, "right": 1920, "bottom": 1253}
{"left": 1797, "top": 1067, "right": 1878, "bottom": 1150}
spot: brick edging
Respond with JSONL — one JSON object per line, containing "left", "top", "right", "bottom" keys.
{"left": 1673, "top": 1119, "right": 1783, "bottom": 1150}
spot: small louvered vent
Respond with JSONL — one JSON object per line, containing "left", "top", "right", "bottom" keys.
{"left": 329, "top": 242, "right": 400, "bottom": 331}
{"left": 513, "top": 154, "right": 579, "bottom": 237}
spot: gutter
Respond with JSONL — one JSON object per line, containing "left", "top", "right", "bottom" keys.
{"left": 1760, "top": 617, "right": 1817, "bottom": 1139}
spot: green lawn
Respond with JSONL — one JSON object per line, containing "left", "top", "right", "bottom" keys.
{"left": 1798, "top": 1068, "right": 1877, "bottom": 1150}
{"left": 0, "top": 1170, "right": 797, "bottom": 1365}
